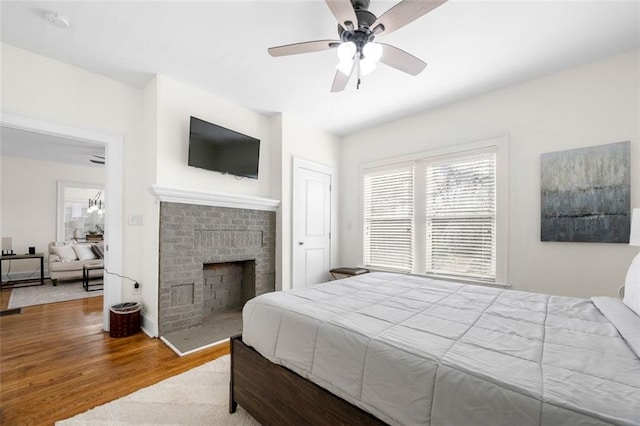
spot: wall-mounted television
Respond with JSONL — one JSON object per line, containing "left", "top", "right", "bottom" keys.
{"left": 188, "top": 116, "right": 260, "bottom": 179}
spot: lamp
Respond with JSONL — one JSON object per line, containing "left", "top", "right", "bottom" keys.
{"left": 1, "top": 237, "right": 13, "bottom": 256}
{"left": 622, "top": 208, "right": 640, "bottom": 314}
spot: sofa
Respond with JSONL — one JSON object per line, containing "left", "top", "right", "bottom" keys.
{"left": 48, "top": 241, "right": 104, "bottom": 285}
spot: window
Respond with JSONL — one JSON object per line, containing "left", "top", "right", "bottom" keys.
{"left": 363, "top": 164, "right": 414, "bottom": 272}
{"left": 361, "top": 137, "right": 508, "bottom": 284}
{"left": 425, "top": 151, "right": 496, "bottom": 281}
{"left": 57, "top": 182, "right": 105, "bottom": 241}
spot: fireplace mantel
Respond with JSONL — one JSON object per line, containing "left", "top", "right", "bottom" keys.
{"left": 149, "top": 184, "right": 280, "bottom": 211}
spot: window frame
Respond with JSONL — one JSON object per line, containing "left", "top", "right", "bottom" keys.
{"left": 358, "top": 135, "right": 509, "bottom": 286}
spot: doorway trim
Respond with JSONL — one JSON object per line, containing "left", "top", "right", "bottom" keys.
{"left": 1, "top": 112, "right": 124, "bottom": 331}
{"left": 291, "top": 157, "right": 336, "bottom": 288}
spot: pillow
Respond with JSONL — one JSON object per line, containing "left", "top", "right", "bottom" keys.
{"left": 72, "top": 244, "right": 97, "bottom": 261}
{"left": 91, "top": 244, "right": 104, "bottom": 259}
{"left": 52, "top": 244, "right": 78, "bottom": 262}
{"left": 622, "top": 253, "right": 640, "bottom": 316}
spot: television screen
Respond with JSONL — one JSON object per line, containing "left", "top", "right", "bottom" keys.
{"left": 188, "top": 116, "right": 260, "bottom": 179}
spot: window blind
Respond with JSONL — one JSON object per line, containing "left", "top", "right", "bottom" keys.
{"left": 363, "top": 165, "right": 414, "bottom": 272}
{"left": 425, "top": 152, "right": 496, "bottom": 281}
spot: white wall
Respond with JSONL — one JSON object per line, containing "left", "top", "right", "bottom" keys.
{"left": 0, "top": 156, "right": 104, "bottom": 277}
{"left": 139, "top": 76, "right": 160, "bottom": 333}
{"left": 269, "top": 114, "right": 284, "bottom": 290}
{"left": 278, "top": 113, "right": 341, "bottom": 290}
{"left": 1, "top": 44, "right": 147, "bottom": 316}
{"left": 340, "top": 49, "right": 640, "bottom": 298}
{"left": 154, "top": 75, "right": 272, "bottom": 197}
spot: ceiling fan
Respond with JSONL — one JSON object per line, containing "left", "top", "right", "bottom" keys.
{"left": 268, "top": 0, "right": 447, "bottom": 92}
{"left": 90, "top": 154, "right": 105, "bottom": 165}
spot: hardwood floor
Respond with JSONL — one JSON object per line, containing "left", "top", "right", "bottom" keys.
{"left": 0, "top": 289, "right": 229, "bottom": 425}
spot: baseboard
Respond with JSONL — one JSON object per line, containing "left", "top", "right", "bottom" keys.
{"left": 0, "top": 307, "right": 22, "bottom": 316}
{"left": 141, "top": 326, "right": 155, "bottom": 338}
{"left": 140, "top": 312, "right": 157, "bottom": 337}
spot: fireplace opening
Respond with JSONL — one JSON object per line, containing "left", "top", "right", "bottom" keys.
{"left": 203, "top": 260, "right": 256, "bottom": 316}
{"left": 196, "top": 260, "right": 255, "bottom": 345}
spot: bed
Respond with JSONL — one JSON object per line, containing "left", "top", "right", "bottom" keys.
{"left": 229, "top": 272, "right": 640, "bottom": 425}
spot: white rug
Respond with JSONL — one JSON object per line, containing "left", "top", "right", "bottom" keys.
{"left": 8, "top": 280, "right": 103, "bottom": 309}
{"left": 56, "top": 355, "right": 259, "bottom": 425}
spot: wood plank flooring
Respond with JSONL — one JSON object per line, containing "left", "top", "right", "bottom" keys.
{"left": 0, "top": 288, "right": 229, "bottom": 425}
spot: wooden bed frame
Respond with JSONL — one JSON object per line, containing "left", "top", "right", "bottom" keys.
{"left": 229, "top": 335, "right": 387, "bottom": 425}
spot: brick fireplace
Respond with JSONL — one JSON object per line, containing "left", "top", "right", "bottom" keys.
{"left": 158, "top": 200, "right": 276, "bottom": 335}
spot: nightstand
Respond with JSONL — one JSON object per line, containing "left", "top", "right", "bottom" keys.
{"left": 330, "top": 267, "right": 369, "bottom": 280}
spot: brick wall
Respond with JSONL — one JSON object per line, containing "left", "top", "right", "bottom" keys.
{"left": 158, "top": 202, "right": 275, "bottom": 334}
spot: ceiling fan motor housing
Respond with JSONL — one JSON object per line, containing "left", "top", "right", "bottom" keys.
{"left": 338, "top": 7, "right": 378, "bottom": 58}
{"left": 351, "top": 0, "right": 370, "bottom": 11}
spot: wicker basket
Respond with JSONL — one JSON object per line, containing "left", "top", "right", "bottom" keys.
{"left": 109, "top": 302, "right": 141, "bottom": 338}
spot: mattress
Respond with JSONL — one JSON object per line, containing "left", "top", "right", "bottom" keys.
{"left": 242, "top": 272, "right": 640, "bottom": 425}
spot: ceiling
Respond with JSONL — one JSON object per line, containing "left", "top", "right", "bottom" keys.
{"left": 1, "top": 0, "right": 639, "bottom": 138}
{"left": 0, "top": 127, "right": 105, "bottom": 167}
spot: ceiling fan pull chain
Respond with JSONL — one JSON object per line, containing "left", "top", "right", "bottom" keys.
{"left": 357, "top": 77, "right": 361, "bottom": 90}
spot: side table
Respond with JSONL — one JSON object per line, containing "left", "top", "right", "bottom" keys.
{"left": 329, "top": 267, "right": 369, "bottom": 280}
{"left": 83, "top": 263, "right": 104, "bottom": 291}
{"left": 0, "top": 253, "right": 44, "bottom": 288}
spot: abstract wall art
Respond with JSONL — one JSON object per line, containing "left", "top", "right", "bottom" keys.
{"left": 541, "top": 141, "right": 630, "bottom": 243}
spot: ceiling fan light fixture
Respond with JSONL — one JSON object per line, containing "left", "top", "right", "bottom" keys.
{"left": 336, "top": 41, "right": 357, "bottom": 63}
{"left": 363, "top": 42, "right": 382, "bottom": 63}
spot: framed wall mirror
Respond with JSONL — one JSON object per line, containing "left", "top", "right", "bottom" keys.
{"left": 57, "top": 181, "right": 105, "bottom": 242}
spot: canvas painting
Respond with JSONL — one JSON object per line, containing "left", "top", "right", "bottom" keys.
{"left": 541, "top": 141, "right": 630, "bottom": 243}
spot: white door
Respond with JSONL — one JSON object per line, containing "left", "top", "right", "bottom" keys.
{"left": 292, "top": 158, "right": 333, "bottom": 288}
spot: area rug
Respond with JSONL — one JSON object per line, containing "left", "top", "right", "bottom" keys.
{"left": 56, "top": 355, "right": 258, "bottom": 425}
{"left": 7, "top": 280, "right": 102, "bottom": 309}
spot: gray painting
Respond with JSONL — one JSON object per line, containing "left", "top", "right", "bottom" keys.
{"left": 541, "top": 141, "right": 630, "bottom": 243}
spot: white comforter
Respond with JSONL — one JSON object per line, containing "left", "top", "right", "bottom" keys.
{"left": 242, "top": 272, "right": 640, "bottom": 425}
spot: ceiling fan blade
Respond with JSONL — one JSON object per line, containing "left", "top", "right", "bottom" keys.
{"left": 268, "top": 40, "right": 340, "bottom": 57}
{"left": 331, "top": 63, "right": 355, "bottom": 92}
{"left": 325, "top": 0, "right": 358, "bottom": 31}
{"left": 372, "top": 0, "right": 447, "bottom": 36}
{"left": 379, "top": 43, "right": 427, "bottom": 76}
{"left": 93, "top": 154, "right": 105, "bottom": 159}
{"left": 90, "top": 159, "right": 105, "bottom": 165}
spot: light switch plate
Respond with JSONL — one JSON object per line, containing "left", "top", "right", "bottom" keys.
{"left": 128, "top": 215, "right": 143, "bottom": 226}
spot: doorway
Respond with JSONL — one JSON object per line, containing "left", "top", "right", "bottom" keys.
{"left": 0, "top": 112, "right": 123, "bottom": 331}
{"left": 292, "top": 157, "right": 335, "bottom": 288}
